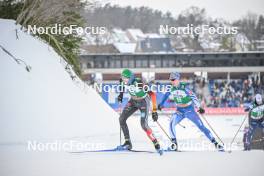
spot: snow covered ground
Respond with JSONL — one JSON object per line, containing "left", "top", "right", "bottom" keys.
{"left": 0, "top": 19, "right": 263, "bottom": 176}
{"left": 0, "top": 145, "right": 263, "bottom": 176}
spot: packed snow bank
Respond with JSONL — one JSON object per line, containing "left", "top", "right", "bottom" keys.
{"left": 0, "top": 19, "right": 120, "bottom": 144}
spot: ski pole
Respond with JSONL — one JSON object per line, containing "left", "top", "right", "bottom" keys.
{"left": 200, "top": 114, "right": 225, "bottom": 145}
{"left": 119, "top": 127, "right": 121, "bottom": 146}
{"left": 178, "top": 123, "right": 186, "bottom": 129}
{"left": 156, "top": 121, "right": 172, "bottom": 142}
{"left": 118, "top": 103, "right": 122, "bottom": 146}
{"left": 161, "top": 110, "right": 186, "bottom": 129}
{"left": 229, "top": 114, "right": 248, "bottom": 152}
{"left": 163, "top": 113, "right": 186, "bottom": 128}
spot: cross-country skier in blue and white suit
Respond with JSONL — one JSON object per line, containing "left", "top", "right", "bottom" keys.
{"left": 244, "top": 94, "right": 264, "bottom": 150}
{"left": 158, "top": 72, "right": 224, "bottom": 151}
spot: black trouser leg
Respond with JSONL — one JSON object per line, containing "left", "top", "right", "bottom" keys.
{"left": 119, "top": 100, "right": 138, "bottom": 140}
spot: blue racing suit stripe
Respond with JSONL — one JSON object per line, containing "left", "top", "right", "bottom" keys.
{"left": 169, "top": 112, "right": 184, "bottom": 139}
{"left": 185, "top": 87, "right": 201, "bottom": 109}
{"left": 159, "top": 91, "right": 171, "bottom": 107}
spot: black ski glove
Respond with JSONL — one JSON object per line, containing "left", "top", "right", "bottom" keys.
{"left": 152, "top": 112, "right": 158, "bottom": 121}
{"left": 198, "top": 107, "right": 205, "bottom": 114}
{"left": 157, "top": 104, "right": 163, "bottom": 111}
{"left": 244, "top": 107, "right": 250, "bottom": 112}
{"left": 118, "top": 93, "right": 123, "bottom": 103}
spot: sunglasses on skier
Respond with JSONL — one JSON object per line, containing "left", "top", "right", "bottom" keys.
{"left": 122, "top": 76, "right": 130, "bottom": 84}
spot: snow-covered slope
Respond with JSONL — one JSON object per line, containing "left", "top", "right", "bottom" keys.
{"left": 0, "top": 19, "right": 120, "bottom": 144}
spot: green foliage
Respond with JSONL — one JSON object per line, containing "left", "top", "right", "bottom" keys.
{"left": 14, "top": 0, "right": 86, "bottom": 76}
{"left": 0, "top": 0, "right": 24, "bottom": 19}
{"left": 38, "top": 11, "right": 84, "bottom": 76}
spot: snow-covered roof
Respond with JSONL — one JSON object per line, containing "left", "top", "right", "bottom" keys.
{"left": 112, "top": 28, "right": 131, "bottom": 43}
{"left": 113, "top": 42, "right": 136, "bottom": 53}
{"left": 126, "top": 28, "right": 145, "bottom": 42}
{"left": 145, "top": 33, "right": 163, "bottom": 38}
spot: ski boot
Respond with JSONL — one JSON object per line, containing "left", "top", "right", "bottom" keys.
{"left": 169, "top": 138, "right": 178, "bottom": 151}
{"left": 244, "top": 142, "right": 251, "bottom": 151}
{"left": 117, "top": 139, "right": 132, "bottom": 151}
{"left": 212, "top": 139, "right": 224, "bottom": 152}
{"left": 153, "top": 139, "right": 163, "bottom": 155}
